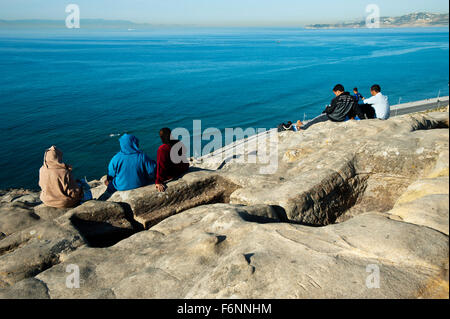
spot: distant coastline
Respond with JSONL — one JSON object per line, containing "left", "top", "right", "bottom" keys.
{"left": 1, "top": 12, "right": 449, "bottom": 30}
{"left": 306, "top": 12, "right": 449, "bottom": 29}
{"left": 0, "top": 19, "right": 192, "bottom": 29}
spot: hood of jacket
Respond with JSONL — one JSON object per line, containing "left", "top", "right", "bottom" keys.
{"left": 119, "top": 134, "right": 141, "bottom": 155}
{"left": 43, "top": 146, "right": 67, "bottom": 169}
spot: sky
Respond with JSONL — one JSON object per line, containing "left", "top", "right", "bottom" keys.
{"left": 0, "top": 0, "right": 448, "bottom": 26}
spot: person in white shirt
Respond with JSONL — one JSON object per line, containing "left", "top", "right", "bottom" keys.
{"left": 362, "top": 84, "right": 390, "bottom": 120}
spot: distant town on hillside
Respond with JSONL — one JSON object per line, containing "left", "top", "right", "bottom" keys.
{"left": 306, "top": 12, "right": 449, "bottom": 29}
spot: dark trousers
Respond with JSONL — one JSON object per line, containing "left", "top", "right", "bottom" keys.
{"left": 300, "top": 114, "right": 329, "bottom": 130}
{"left": 98, "top": 182, "right": 117, "bottom": 201}
{"left": 351, "top": 103, "right": 376, "bottom": 120}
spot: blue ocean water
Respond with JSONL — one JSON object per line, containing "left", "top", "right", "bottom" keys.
{"left": 0, "top": 27, "right": 448, "bottom": 190}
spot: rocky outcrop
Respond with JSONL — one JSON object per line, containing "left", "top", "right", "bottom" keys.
{"left": 1, "top": 203, "right": 446, "bottom": 299}
{"left": 101, "top": 173, "right": 239, "bottom": 229}
{"left": 0, "top": 111, "right": 448, "bottom": 298}
{"left": 0, "top": 216, "right": 84, "bottom": 288}
{"left": 0, "top": 189, "right": 41, "bottom": 207}
{"left": 0, "top": 198, "right": 142, "bottom": 288}
{"left": 0, "top": 202, "right": 41, "bottom": 236}
{"left": 388, "top": 169, "right": 449, "bottom": 236}
{"left": 205, "top": 112, "right": 449, "bottom": 226}
{"left": 67, "top": 201, "right": 142, "bottom": 247}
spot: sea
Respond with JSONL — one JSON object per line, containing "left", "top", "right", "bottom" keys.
{"left": 0, "top": 27, "right": 448, "bottom": 189}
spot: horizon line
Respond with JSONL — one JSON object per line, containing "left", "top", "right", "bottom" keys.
{"left": 0, "top": 11, "right": 448, "bottom": 27}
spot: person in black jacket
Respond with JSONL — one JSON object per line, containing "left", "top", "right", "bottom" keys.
{"left": 300, "top": 84, "right": 358, "bottom": 130}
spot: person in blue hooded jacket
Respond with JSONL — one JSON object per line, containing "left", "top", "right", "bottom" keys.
{"left": 99, "top": 134, "right": 156, "bottom": 200}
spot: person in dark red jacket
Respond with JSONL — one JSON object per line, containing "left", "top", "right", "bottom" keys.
{"left": 155, "top": 128, "right": 190, "bottom": 192}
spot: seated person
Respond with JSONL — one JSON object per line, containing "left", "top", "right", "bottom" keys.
{"left": 352, "top": 87, "right": 364, "bottom": 104}
{"left": 39, "top": 146, "right": 83, "bottom": 208}
{"left": 155, "top": 128, "right": 190, "bottom": 192}
{"left": 362, "top": 84, "right": 390, "bottom": 120}
{"left": 101, "top": 134, "right": 156, "bottom": 199}
{"left": 300, "top": 84, "right": 356, "bottom": 130}
{"left": 351, "top": 88, "right": 375, "bottom": 119}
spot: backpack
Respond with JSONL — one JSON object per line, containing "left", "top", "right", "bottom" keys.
{"left": 277, "top": 121, "right": 294, "bottom": 132}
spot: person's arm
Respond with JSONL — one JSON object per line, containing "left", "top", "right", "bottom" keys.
{"left": 64, "top": 170, "right": 83, "bottom": 200}
{"left": 144, "top": 154, "right": 157, "bottom": 181}
{"left": 324, "top": 98, "right": 338, "bottom": 114}
{"left": 363, "top": 95, "right": 376, "bottom": 104}
{"left": 105, "top": 157, "right": 116, "bottom": 186}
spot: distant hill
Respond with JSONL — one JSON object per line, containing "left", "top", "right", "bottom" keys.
{"left": 306, "top": 12, "right": 449, "bottom": 29}
{"left": 0, "top": 19, "right": 159, "bottom": 29}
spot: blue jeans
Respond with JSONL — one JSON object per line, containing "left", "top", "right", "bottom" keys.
{"left": 77, "top": 179, "right": 92, "bottom": 202}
